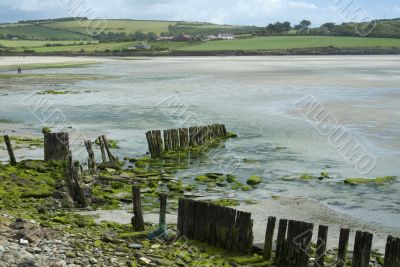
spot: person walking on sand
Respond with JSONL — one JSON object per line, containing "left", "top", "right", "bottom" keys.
{"left": 17, "top": 67, "right": 22, "bottom": 74}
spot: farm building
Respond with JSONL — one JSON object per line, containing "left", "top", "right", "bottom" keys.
{"left": 128, "top": 42, "right": 151, "bottom": 50}
{"left": 173, "top": 34, "right": 192, "bottom": 41}
{"left": 218, "top": 33, "right": 235, "bottom": 40}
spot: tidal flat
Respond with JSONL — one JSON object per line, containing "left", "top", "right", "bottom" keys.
{"left": 0, "top": 56, "right": 399, "bottom": 263}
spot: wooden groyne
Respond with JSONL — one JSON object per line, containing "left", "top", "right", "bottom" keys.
{"left": 146, "top": 123, "right": 229, "bottom": 158}
{"left": 177, "top": 198, "right": 253, "bottom": 254}
{"left": 263, "top": 216, "right": 400, "bottom": 267}
{"left": 173, "top": 198, "right": 400, "bottom": 266}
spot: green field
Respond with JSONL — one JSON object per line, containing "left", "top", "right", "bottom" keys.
{"left": 179, "top": 36, "right": 400, "bottom": 51}
{"left": 1, "top": 40, "right": 189, "bottom": 53}
{"left": 42, "top": 20, "right": 177, "bottom": 35}
{"left": 0, "top": 25, "right": 92, "bottom": 40}
{"left": 0, "top": 40, "right": 94, "bottom": 48}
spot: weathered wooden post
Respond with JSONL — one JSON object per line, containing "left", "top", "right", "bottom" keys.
{"left": 97, "top": 136, "right": 107, "bottom": 163}
{"left": 352, "top": 231, "right": 373, "bottom": 267}
{"left": 163, "top": 130, "right": 171, "bottom": 151}
{"left": 285, "top": 220, "right": 313, "bottom": 267}
{"left": 159, "top": 193, "right": 167, "bottom": 230}
{"left": 3, "top": 135, "right": 16, "bottom": 165}
{"left": 65, "top": 152, "right": 87, "bottom": 207}
{"left": 179, "top": 128, "right": 189, "bottom": 149}
{"left": 384, "top": 235, "right": 400, "bottom": 267}
{"left": 314, "top": 225, "right": 329, "bottom": 267}
{"left": 44, "top": 132, "right": 69, "bottom": 161}
{"left": 264, "top": 216, "right": 277, "bottom": 260}
{"left": 101, "top": 135, "right": 115, "bottom": 162}
{"left": 336, "top": 228, "right": 350, "bottom": 267}
{"left": 275, "top": 218, "right": 288, "bottom": 263}
{"left": 84, "top": 140, "right": 96, "bottom": 172}
{"left": 131, "top": 186, "right": 145, "bottom": 231}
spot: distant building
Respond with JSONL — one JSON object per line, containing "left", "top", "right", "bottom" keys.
{"left": 206, "top": 35, "right": 218, "bottom": 41}
{"left": 173, "top": 34, "right": 192, "bottom": 41}
{"left": 217, "top": 33, "right": 235, "bottom": 40}
{"left": 157, "top": 36, "right": 174, "bottom": 41}
{"left": 133, "top": 42, "right": 151, "bottom": 50}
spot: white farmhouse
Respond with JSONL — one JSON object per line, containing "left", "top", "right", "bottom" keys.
{"left": 217, "top": 33, "right": 235, "bottom": 40}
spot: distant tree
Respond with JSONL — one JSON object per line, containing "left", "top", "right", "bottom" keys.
{"left": 266, "top": 21, "right": 291, "bottom": 34}
{"left": 295, "top": 20, "right": 311, "bottom": 34}
{"left": 147, "top": 32, "right": 157, "bottom": 41}
{"left": 134, "top": 31, "right": 146, "bottom": 41}
{"left": 321, "top": 22, "right": 336, "bottom": 31}
{"left": 282, "top": 21, "right": 291, "bottom": 33}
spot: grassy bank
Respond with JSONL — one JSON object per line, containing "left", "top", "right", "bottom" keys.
{"left": 1, "top": 36, "right": 400, "bottom": 56}
{"left": 179, "top": 36, "right": 400, "bottom": 51}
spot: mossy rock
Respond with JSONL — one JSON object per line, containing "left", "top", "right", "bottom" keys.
{"left": 226, "top": 174, "right": 237, "bottom": 183}
{"left": 195, "top": 175, "right": 210, "bottom": 183}
{"left": 344, "top": 176, "right": 396, "bottom": 185}
{"left": 247, "top": 175, "right": 262, "bottom": 186}
{"left": 205, "top": 173, "right": 224, "bottom": 180}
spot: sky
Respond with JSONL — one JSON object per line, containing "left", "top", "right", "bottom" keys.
{"left": 0, "top": 0, "right": 399, "bottom": 26}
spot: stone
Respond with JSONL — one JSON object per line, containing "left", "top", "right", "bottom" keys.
{"left": 19, "top": 239, "right": 29, "bottom": 245}
{"left": 128, "top": 243, "right": 143, "bottom": 249}
{"left": 50, "top": 260, "right": 67, "bottom": 267}
{"left": 140, "top": 257, "right": 151, "bottom": 264}
{"left": 247, "top": 175, "right": 262, "bottom": 186}
{"left": 65, "top": 251, "right": 76, "bottom": 258}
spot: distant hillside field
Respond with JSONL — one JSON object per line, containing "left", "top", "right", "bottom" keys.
{"left": 179, "top": 36, "right": 400, "bottom": 51}
{"left": 42, "top": 20, "right": 177, "bottom": 35}
{"left": 0, "top": 25, "right": 93, "bottom": 40}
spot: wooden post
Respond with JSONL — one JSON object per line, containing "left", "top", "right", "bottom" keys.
{"left": 97, "top": 136, "right": 107, "bottom": 163}
{"left": 44, "top": 132, "right": 69, "bottom": 161}
{"left": 171, "top": 129, "right": 179, "bottom": 150}
{"left": 337, "top": 228, "right": 350, "bottom": 267}
{"left": 3, "top": 135, "right": 16, "bottom": 165}
{"left": 352, "top": 231, "right": 373, "bottom": 267}
{"left": 164, "top": 130, "right": 171, "bottom": 151}
{"left": 159, "top": 193, "right": 167, "bottom": 227}
{"left": 177, "top": 199, "right": 253, "bottom": 254}
{"left": 179, "top": 128, "right": 189, "bottom": 149}
{"left": 131, "top": 186, "right": 145, "bottom": 231}
{"left": 275, "top": 219, "right": 288, "bottom": 263}
{"left": 264, "top": 216, "right": 276, "bottom": 260}
{"left": 384, "top": 235, "right": 400, "bottom": 267}
{"left": 65, "top": 152, "right": 86, "bottom": 207}
{"left": 314, "top": 225, "right": 329, "bottom": 267}
{"left": 84, "top": 140, "right": 96, "bottom": 172}
{"left": 101, "top": 135, "right": 115, "bottom": 162}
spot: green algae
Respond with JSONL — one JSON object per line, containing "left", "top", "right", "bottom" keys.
{"left": 95, "top": 138, "right": 120, "bottom": 149}
{"left": 247, "top": 175, "right": 262, "bottom": 186}
{"left": 0, "top": 135, "right": 43, "bottom": 148}
{"left": 344, "top": 176, "right": 396, "bottom": 185}
{"left": 212, "top": 199, "right": 240, "bottom": 207}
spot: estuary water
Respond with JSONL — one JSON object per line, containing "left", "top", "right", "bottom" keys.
{"left": 1, "top": 56, "right": 399, "bottom": 229}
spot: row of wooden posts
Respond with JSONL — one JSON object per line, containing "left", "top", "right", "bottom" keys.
{"left": 131, "top": 193, "right": 400, "bottom": 267}
{"left": 146, "top": 123, "right": 228, "bottom": 158}
{"left": 177, "top": 198, "right": 254, "bottom": 254}
{"left": 174, "top": 200, "right": 400, "bottom": 267}
{"left": 3, "top": 133, "right": 115, "bottom": 167}
{"left": 262, "top": 216, "right": 400, "bottom": 267}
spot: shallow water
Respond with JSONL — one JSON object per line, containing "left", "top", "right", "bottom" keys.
{"left": 1, "top": 56, "right": 399, "bottom": 228}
